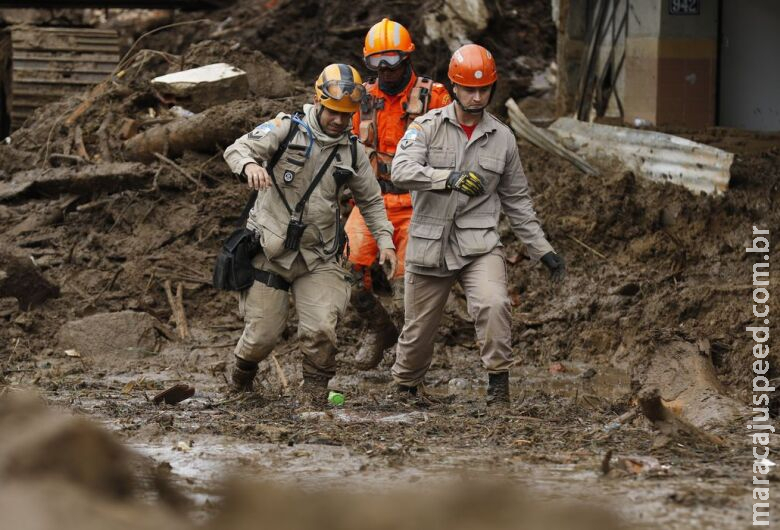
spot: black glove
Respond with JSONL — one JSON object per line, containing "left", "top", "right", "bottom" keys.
{"left": 446, "top": 171, "right": 486, "bottom": 197}
{"left": 541, "top": 252, "right": 566, "bottom": 283}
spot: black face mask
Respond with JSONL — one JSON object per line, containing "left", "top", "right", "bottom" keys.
{"left": 378, "top": 61, "right": 413, "bottom": 96}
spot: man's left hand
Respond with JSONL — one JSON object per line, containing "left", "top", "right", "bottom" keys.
{"left": 541, "top": 252, "right": 566, "bottom": 283}
{"left": 379, "top": 248, "right": 398, "bottom": 279}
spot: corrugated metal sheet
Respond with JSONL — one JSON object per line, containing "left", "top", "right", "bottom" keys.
{"left": 548, "top": 118, "right": 734, "bottom": 195}
{"left": 7, "top": 26, "right": 119, "bottom": 131}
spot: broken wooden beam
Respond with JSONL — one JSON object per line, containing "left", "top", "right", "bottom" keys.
{"left": 123, "top": 98, "right": 273, "bottom": 163}
{"left": 0, "top": 162, "right": 155, "bottom": 201}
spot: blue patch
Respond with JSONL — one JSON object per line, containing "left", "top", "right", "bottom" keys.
{"left": 248, "top": 120, "right": 276, "bottom": 140}
{"left": 399, "top": 128, "right": 420, "bottom": 150}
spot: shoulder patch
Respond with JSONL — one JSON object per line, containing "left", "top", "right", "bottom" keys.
{"left": 248, "top": 115, "right": 290, "bottom": 140}
{"left": 248, "top": 119, "right": 276, "bottom": 140}
{"left": 398, "top": 126, "right": 422, "bottom": 150}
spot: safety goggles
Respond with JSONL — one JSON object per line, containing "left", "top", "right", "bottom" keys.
{"left": 319, "top": 79, "right": 366, "bottom": 103}
{"left": 365, "top": 51, "right": 407, "bottom": 71}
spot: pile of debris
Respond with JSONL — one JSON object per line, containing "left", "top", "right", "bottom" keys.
{"left": 0, "top": 0, "right": 778, "bottom": 451}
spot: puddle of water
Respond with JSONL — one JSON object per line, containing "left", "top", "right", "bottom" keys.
{"left": 518, "top": 362, "right": 631, "bottom": 401}
{"left": 130, "top": 432, "right": 747, "bottom": 530}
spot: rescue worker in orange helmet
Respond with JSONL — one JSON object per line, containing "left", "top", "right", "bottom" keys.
{"left": 345, "top": 18, "right": 450, "bottom": 370}
{"left": 389, "top": 44, "right": 565, "bottom": 405}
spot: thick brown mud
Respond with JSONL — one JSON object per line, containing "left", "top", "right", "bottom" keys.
{"left": 1, "top": 2, "right": 779, "bottom": 528}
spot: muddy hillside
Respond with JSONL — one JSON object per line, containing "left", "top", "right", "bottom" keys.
{"left": 1, "top": 2, "right": 778, "bottom": 530}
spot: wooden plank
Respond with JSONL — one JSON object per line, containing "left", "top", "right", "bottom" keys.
{"left": 13, "top": 51, "right": 119, "bottom": 63}
{"left": 12, "top": 45, "right": 121, "bottom": 54}
{"left": 14, "top": 65, "right": 116, "bottom": 75}
{"left": 14, "top": 77, "right": 107, "bottom": 85}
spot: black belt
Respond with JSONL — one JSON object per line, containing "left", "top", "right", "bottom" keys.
{"left": 254, "top": 269, "right": 291, "bottom": 291}
{"left": 378, "top": 180, "right": 407, "bottom": 195}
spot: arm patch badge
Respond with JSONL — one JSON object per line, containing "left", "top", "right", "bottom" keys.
{"left": 248, "top": 118, "right": 281, "bottom": 140}
{"left": 399, "top": 124, "right": 422, "bottom": 150}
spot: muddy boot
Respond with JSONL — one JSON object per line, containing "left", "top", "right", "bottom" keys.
{"left": 390, "top": 383, "right": 417, "bottom": 401}
{"left": 352, "top": 291, "right": 399, "bottom": 370}
{"left": 388, "top": 384, "right": 433, "bottom": 408}
{"left": 486, "top": 372, "right": 510, "bottom": 406}
{"left": 231, "top": 357, "right": 258, "bottom": 392}
{"left": 300, "top": 374, "right": 330, "bottom": 407}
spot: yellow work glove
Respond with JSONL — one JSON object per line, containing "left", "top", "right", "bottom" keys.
{"left": 445, "top": 171, "right": 486, "bottom": 197}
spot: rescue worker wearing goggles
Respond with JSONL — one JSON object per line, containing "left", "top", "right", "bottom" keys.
{"left": 388, "top": 44, "right": 566, "bottom": 406}
{"left": 345, "top": 18, "right": 450, "bottom": 371}
{"left": 223, "top": 63, "right": 396, "bottom": 406}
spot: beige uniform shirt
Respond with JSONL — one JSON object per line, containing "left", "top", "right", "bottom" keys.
{"left": 390, "top": 102, "right": 554, "bottom": 276}
{"left": 224, "top": 106, "right": 394, "bottom": 271}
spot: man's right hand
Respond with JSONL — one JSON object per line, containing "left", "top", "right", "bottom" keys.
{"left": 446, "top": 171, "right": 486, "bottom": 197}
{"left": 244, "top": 162, "right": 272, "bottom": 190}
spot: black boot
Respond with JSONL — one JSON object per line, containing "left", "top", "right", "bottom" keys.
{"left": 487, "top": 372, "right": 510, "bottom": 406}
{"left": 231, "top": 357, "right": 258, "bottom": 392}
{"left": 300, "top": 374, "right": 330, "bottom": 407}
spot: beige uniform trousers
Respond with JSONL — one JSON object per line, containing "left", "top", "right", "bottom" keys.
{"left": 391, "top": 250, "right": 512, "bottom": 387}
{"left": 234, "top": 253, "right": 350, "bottom": 379}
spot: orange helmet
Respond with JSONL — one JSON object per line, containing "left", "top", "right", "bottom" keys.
{"left": 314, "top": 63, "right": 365, "bottom": 113}
{"left": 363, "top": 18, "right": 415, "bottom": 70}
{"left": 448, "top": 44, "right": 498, "bottom": 87}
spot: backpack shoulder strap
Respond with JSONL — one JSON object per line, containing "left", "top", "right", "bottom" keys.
{"left": 293, "top": 145, "right": 340, "bottom": 214}
{"left": 349, "top": 134, "right": 358, "bottom": 172}
{"left": 404, "top": 76, "right": 434, "bottom": 119}
{"left": 267, "top": 113, "right": 300, "bottom": 171}
{"left": 358, "top": 81, "right": 379, "bottom": 148}
{"left": 265, "top": 114, "right": 302, "bottom": 215}
{"left": 239, "top": 114, "right": 298, "bottom": 226}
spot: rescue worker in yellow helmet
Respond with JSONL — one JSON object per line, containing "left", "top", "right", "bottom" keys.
{"left": 389, "top": 44, "right": 565, "bottom": 405}
{"left": 345, "top": 18, "right": 451, "bottom": 370}
{"left": 222, "top": 63, "right": 396, "bottom": 406}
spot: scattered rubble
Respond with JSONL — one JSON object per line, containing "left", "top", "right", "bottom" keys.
{"left": 0, "top": 3, "right": 777, "bottom": 529}
{"left": 0, "top": 250, "right": 59, "bottom": 309}
{"left": 151, "top": 63, "right": 249, "bottom": 112}
{"left": 0, "top": 163, "right": 155, "bottom": 201}
{"left": 153, "top": 383, "right": 196, "bottom": 405}
{"left": 56, "top": 310, "right": 167, "bottom": 362}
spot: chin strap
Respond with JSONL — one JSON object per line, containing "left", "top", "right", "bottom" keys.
{"left": 452, "top": 83, "right": 496, "bottom": 114}
{"left": 456, "top": 99, "right": 487, "bottom": 115}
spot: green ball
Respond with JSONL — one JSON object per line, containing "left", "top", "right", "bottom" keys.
{"left": 328, "top": 391, "right": 345, "bottom": 406}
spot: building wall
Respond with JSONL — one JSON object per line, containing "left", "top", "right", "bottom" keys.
{"left": 719, "top": 0, "right": 780, "bottom": 131}
{"left": 555, "top": 0, "right": 589, "bottom": 116}
{"left": 655, "top": 0, "right": 718, "bottom": 127}
{"left": 557, "top": 0, "right": 719, "bottom": 128}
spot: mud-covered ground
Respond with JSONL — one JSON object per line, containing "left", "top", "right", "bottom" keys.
{"left": 1, "top": 2, "right": 779, "bottom": 529}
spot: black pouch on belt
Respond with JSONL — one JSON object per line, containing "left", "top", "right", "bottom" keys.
{"left": 212, "top": 228, "right": 261, "bottom": 291}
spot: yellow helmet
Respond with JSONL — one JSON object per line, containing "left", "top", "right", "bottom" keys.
{"left": 314, "top": 63, "right": 365, "bottom": 113}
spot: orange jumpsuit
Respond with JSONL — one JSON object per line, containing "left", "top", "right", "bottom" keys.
{"left": 346, "top": 72, "right": 450, "bottom": 280}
